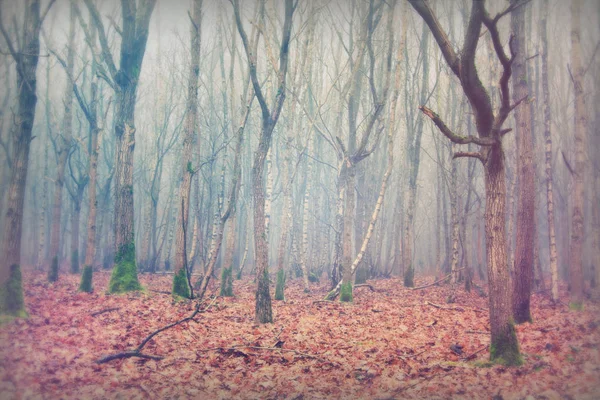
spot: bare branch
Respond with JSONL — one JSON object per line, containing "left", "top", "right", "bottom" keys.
{"left": 419, "top": 106, "right": 496, "bottom": 146}
{"left": 83, "top": 0, "right": 118, "bottom": 81}
{"left": 454, "top": 151, "right": 484, "bottom": 163}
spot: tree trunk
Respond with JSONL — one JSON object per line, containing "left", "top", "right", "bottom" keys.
{"left": 0, "top": 0, "right": 48, "bottom": 317}
{"left": 485, "top": 146, "right": 521, "bottom": 365}
{"left": 511, "top": 0, "right": 534, "bottom": 323}
{"left": 540, "top": 0, "right": 559, "bottom": 302}
{"left": 569, "top": 0, "right": 586, "bottom": 307}
{"left": 48, "top": 3, "right": 76, "bottom": 282}
{"left": 173, "top": 0, "right": 202, "bottom": 298}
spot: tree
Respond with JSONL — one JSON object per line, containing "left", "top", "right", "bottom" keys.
{"left": 568, "top": 0, "right": 586, "bottom": 309}
{"left": 233, "top": 0, "right": 295, "bottom": 323}
{"left": 0, "top": 0, "right": 55, "bottom": 318}
{"left": 511, "top": 0, "right": 534, "bottom": 323}
{"left": 172, "top": 0, "right": 203, "bottom": 299}
{"left": 84, "top": 0, "right": 157, "bottom": 293}
{"left": 47, "top": 1, "right": 76, "bottom": 282}
{"left": 540, "top": 0, "right": 559, "bottom": 302}
{"left": 409, "top": 0, "right": 528, "bottom": 366}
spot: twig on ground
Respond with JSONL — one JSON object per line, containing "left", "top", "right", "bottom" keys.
{"left": 411, "top": 268, "right": 465, "bottom": 290}
{"left": 354, "top": 283, "right": 376, "bottom": 291}
{"left": 96, "top": 294, "right": 218, "bottom": 363}
{"left": 466, "top": 330, "right": 489, "bottom": 334}
{"left": 461, "top": 346, "right": 488, "bottom": 361}
{"left": 197, "top": 345, "right": 336, "bottom": 365}
{"left": 426, "top": 301, "right": 465, "bottom": 312}
{"left": 90, "top": 307, "right": 120, "bottom": 317}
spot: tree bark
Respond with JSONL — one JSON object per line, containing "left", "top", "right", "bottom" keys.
{"left": 0, "top": 0, "right": 52, "bottom": 316}
{"left": 540, "top": 0, "right": 559, "bottom": 302}
{"left": 173, "top": 0, "right": 202, "bottom": 298}
{"left": 511, "top": 0, "right": 534, "bottom": 323}
{"left": 569, "top": 0, "right": 586, "bottom": 307}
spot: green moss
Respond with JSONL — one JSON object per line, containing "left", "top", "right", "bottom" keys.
{"left": 340, "top": 281, "right": 353, "bottom": 303}
{"left": 489, "top": 321, "right": 523, "bottom": 366}
{"left": 0, "top": 264, "right": 27, "bottom": 319}
{"left": 220, "top": 266, "right": 234, "bottom": 297}
{"left": 569, "top": 302, "right": 584, "bottom": 311}
{"left": 308, "top": 272, "right": 319, "bottom": 283}
{"left": 172, "top": 267, "right": 191, "bottom": 299}
{"left": 404, "top": 264, "right": 414, "bottom": 287}
{"left": 108, "top": 241, "right": 142, "bottom": 294}
{"left": 236, "top": 269, "right": 242, "bottom": 280}
{"left": 355, "top": 265, "right": 368, "bottom": 285}
{"left": 70, "top": 250, "right": 79, "bottom": 274}
{"left": 274, "top": 269, "right": 286, "bottom": 301}
{"left": 79, "top": 265, "right": 93, "bottom": 293}
{"left": 48, "top": 256, "right": 59, "bottom": 283}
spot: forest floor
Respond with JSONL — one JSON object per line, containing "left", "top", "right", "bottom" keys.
{"left": 1, "top": 271, "right": 599, "bottom": 400}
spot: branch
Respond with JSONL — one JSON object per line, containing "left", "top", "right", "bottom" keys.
{"left": 408, "top": 0, "right": 460, "bottom": 76}
{"left": 454, "top": 151, "right": 484, "bottom": 163}
{"left": 83, "top": 0, "right": 117, "bottom": 81}
{"left": 96, "top": 295, "right": 217, "bottom": 363}
{"left": 419, "top": 106, "right": 496, "bottom": 146}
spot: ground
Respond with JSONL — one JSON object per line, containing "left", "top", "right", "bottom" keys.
{"left": 1, "top": 271, "right": 599, "bottom": 399}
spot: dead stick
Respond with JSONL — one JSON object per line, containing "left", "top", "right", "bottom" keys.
{"left": 91, "top": 307, "right": 120, "bottom": 317}
{"left": 426, "top": 301, "right": 465, "bottom": 311}
{"left": 96, "top": 295, "right": 218, "bottom": 364}
{"left": 354, "top": 284, "right": 375, "bottom": 291}
{"left": 461, "top": 346, "right": 488, "bottom": 361}
{"left": 466, "top": 330, "right": 489, "bottom": 334}
{"left": 411, "top": 268, "right": 465, "bottom": 290}
{"left": 198, "top": 345, "right": 334, "bottom": 364}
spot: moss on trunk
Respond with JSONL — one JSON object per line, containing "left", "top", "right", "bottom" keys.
{"left": 340, "top": 281, "right": 353, "bottom": 303}
{"left": 404, "top": 264, "right": 414, "bottom": 287}
{"left": 220, "top": 267, "right": 234, "bottom": 297}
{"left": 0, "top": 265, "right": 27, "bottom": 320}
{"left": 274, "top": 269, "right": 285, "bottom": 300}
{"left": 70, "top": 250, "right": 79, "bottom": 274}
{"left": 48, "top": 256, "right": 59, "bottom": 283}
{"left": 490, "top": 321, "right": 523, "bottom": 366}
{"left": 109, "top": 242, "right": 142, "bottom": 294}
{"left": 172, "top": 267, "right": 191, "bottom": 299}
{"left": 79, "top": 265, "right": 93, "bottom": 293}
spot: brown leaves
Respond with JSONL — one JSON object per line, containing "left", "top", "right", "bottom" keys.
{"left": 1, "top": 272, "right": 599, "bottom": 398}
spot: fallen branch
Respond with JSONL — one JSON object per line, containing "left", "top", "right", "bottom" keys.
{"left": 466, "top": 330, "right": 489, "bottom": 334}
{"left": 461, "top": 346, "right": 488, "bottom": 361}
{"left": 354, "top": 284, "right": 375, "bottom": 291}
{"left": 426, "top": 301, "right": 465, "bottom": 312}
{"left": 96, "top": 295, "right": 218, "bottom": 364}
{"left": 411, "top": 268, "right": 465, "bottom": 290}
{"left": 90, "top": 307, "right": 120, "bottom": 317}
{"left": 198, "top": 345, "right": 335, "bottom": 365}
{"left": 312, "top": 300, "right": 336, "bottom": 304}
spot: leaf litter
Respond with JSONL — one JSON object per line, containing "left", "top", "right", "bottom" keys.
{"left": 1, "top": 272, "right": 599, "bottom": 399}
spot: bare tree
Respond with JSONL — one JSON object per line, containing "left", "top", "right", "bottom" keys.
{"left": 233, "top": 0, "right": 295, "bottom": 323}
{"left": 511, "top": 0, "right": 534, "bottom": 323}
{"left": 409, "top": 0, "right": 528, "bottom": 366}
{"left": 0, "top": 0, "right": 55, "bottom": 317}
{"left": 172, "top": 0, "right": 202, "bottom": 298}
{"left": 83, "top": 0, "right": 156, "bottom": 293}
{"left": 568, "top": 0, "right": 587, "bottom": 308}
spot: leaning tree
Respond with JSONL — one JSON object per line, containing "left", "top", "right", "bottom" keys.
{"left": 408, "top": 0, "right": 529, "bottom": 366}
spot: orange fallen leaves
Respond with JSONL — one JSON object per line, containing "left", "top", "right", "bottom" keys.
{"left": 1, "top": 272, "right": 599, "bottom": 399}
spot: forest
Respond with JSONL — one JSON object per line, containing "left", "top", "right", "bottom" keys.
{"left": 0, "top": 0, "right": 599, "bottom": 398}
